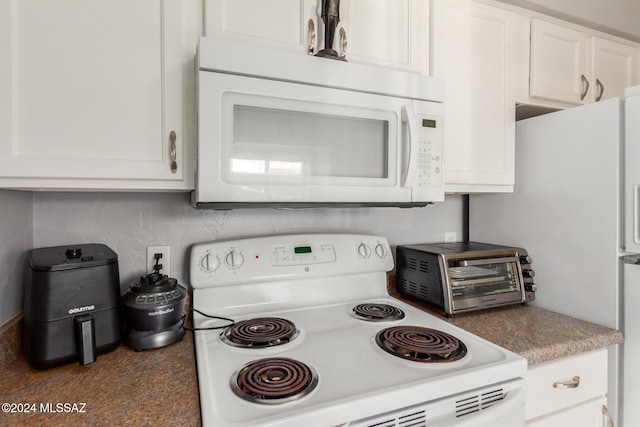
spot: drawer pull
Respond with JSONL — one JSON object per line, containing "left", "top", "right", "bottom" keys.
{"left": 553, "top": 376, "right": 580, "bottom": 389}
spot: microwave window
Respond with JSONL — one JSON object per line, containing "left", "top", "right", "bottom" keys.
{"left": 448, "top": 262, "right": 521, "bottom": 299}
{"left": 230, "top": 105, "right": 389, "bottom": 179}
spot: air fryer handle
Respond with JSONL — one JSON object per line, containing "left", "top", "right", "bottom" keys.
{"left": 74, "top": 314, "right": 97, "bottom": 366}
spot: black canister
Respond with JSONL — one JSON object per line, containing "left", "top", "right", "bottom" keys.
{"left": 23, "top": 244, "right": 122, "bottom": 369}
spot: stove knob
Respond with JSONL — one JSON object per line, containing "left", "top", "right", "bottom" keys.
{"left": 374, "top": 243, "right": 387, "bottom": 258}
{"left": 225, "top": 250, "right": 244, "bottom": 269}
{"left": 357, "top": 243, "right": 371, "bottom": 258}
{"left": 523, "top": 269, "right": 535, "bottom": 278}
{"left": 199, "top": 253, "right": 220, "bottom": 272}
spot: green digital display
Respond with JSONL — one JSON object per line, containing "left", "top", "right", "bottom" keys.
{"left": 422, "top": 119, "right": 437, "bottom": 128}
{"left": 294, "top": 246, "right": 312, "bottom": 254}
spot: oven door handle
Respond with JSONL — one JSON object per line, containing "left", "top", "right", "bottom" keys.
{"left": 457, "top": 256, "right": 519, "bottom": 267}
{"left": 432, "top": 387, "right": 525, "bottom": 427}
{"left": 401, "top": 104, "right": 419, "bottom": 188}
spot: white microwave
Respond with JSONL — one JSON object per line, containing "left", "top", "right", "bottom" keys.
{"left": 193, "top": 37, "right": 445, "bottom": 209}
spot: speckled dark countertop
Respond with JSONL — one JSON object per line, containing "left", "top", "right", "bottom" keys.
{"left": 0, "top": 314, "right": 201, "bottom": 427}
{"left": 387, "top": 283, "right": 623, "bottom": 365}
{"left": 0, "top": 284, "right": 623, "bottom": 426}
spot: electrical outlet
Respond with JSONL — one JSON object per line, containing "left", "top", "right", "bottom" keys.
{"left": 146, "top": 245, "right": 170, "bottom": 276}
{"left": 444, "top": 232, "right": 457, "bottom": 243}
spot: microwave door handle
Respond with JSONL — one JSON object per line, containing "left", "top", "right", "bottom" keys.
{"left": 401, "top": 105, "right": 419, "bottom": 188}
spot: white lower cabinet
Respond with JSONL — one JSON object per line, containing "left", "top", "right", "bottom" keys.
{"left": 527, "top": 397, "right": 608, "bottom": 427}
{"left": 525, "top": 348, "right": 612, "bottom": 426}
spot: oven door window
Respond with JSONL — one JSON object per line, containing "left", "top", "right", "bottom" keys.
{"left": 448, "top": 261, "right": 522, "bottom": 300}
{"left": 220, "top": 90, "right": 397, "bottom": 186}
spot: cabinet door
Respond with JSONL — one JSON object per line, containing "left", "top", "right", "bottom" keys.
{"left": 530, "top": 19, "right": 590, "bottom": 105}
{"left": 432, "top": 0, "right": 516, "bottom": 192}
{"left": 0, "top": 0, "right": 189, "bottom": 190}
{"left": 526, "top": 396, "right": 607, "bottom": 427}
{"left": 339, "top": 0, "right": 429, "bottom": 73}
{"left": 592, "top": 37, "right": 639, "bottom": 102}
{"left": 204, "top": 0, "right": 317, "bottom": 54}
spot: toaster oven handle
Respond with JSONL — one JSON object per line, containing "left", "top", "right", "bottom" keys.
{"left": 401, "top": 104, "right": 419, "bottom": 188}
{"left": 457, "top": 256, "right": 519, "bottom": 266}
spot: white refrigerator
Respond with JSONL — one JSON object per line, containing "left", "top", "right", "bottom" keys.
{"left": 470, "top": 85, "right": 640, "bottom": 426}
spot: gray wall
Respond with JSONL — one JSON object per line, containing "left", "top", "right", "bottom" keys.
{"left": 32, "top": 192, "right": 464, "bottom": 295}
{"left": 0, "top": 190, "right": 33, "bottom": 325}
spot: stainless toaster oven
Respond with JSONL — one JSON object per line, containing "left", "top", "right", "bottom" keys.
{"left": 396, "top": 242, "right": 536, "bottom": 316}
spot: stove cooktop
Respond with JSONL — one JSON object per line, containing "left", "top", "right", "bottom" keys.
{"left": 189, "top": 233, "right": 526, "bottom": 427}
{"left": 193, "top": 297, "right": 525, "bottom": 426}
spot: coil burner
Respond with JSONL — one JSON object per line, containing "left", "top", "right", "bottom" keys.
{"left": 375, "top": 326, "right": 467, "bottom": 363}
{"left": 351, "top": 303, "right": 405, "bottom": 322}
{"left": 231, "top": 357, "right": 319, "bottom": 404}
{"left": 221, "top": 317, "right": 299, "bottom": 348}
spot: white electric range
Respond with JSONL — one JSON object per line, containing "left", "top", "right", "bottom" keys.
{"left": 190, "top": 233, "right": 527, "bottom": 427}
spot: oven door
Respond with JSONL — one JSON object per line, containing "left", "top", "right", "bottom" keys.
{"left": 195, "top": 71, "right": 443, "bottom": 208}
{"left": 445, "top": 256, "right": 526, "bottom": 313}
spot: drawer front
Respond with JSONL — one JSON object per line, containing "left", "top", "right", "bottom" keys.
{"left": 526, "top": 348, "right": 608, "bottom": 420}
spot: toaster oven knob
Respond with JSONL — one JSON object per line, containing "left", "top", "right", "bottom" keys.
{"left": 357, "top": 243, "right": 371, "bottom": 258}
{"left": 523, "top": 269, "right": 535, "bottom": 278}
{"left": 519, "top": 255, "right": 532, "bottom": 264}
{"left": 199, "top": 253, "right": 220, "bottom": 272}
{"left": 225, "top": 250, "right": 244, "bottom": 269}
{"left": 374, "top": 243, "right": 387, "bottom": 258}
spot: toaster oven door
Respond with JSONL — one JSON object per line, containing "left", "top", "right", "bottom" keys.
{"left": 446, "top": 257, "right": 525, "bottom": 312}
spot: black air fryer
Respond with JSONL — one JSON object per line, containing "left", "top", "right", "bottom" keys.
{"left": 23, "top": 244, "right": 122, "bottom": 369}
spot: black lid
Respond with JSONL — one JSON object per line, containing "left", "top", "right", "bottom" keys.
{"left": 28, "top": 243, "right": 118, "bottom": 272}
{"left": 130, "top": 272, "right": 178, "bottom": 294}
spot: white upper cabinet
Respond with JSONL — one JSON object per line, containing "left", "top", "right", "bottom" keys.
{"left": 592, "top": 37, "right": 639, "bottom": 102}
{"left": 339, "top": 0, "right": 429, "bottom": 73}
{"left": 530, "top": 19, "right": 590, "bottom": 105}
{"left": 204, "top": 0, "right": 318, "bottom": 54}
{"left": 432, "top": 0, "right": 516, "bottom": 193}
{"left": 0, "top": 0, "right": 194, "bottom": 190}
{"left": 529, "top": 18, "right": 639, "bottom": 106}
{"left": 204, "top": 0, "right": 429, "bottom": 73}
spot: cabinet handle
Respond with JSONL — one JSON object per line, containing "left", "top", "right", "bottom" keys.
{"left": 553, "top": 376, "right": 580, "bottom": 389}
{"left": 602, "top": 404, "right": 614, "bottom": 427}
{"left": 308, "top": 19, "right": 316, "bottom": 55}
{"left": 595, "top": 78, "right": 605, "bottom": 102}
{"left": 339, "top": 27, "right": 347, "bottom": 59}
{"left": 580, "top": 74, "right": 590, "bottom": 101}
{"left": 170, "top": 130, "right": 177, "bottom": 174}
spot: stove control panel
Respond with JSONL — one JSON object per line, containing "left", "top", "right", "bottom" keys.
{"left": 272, "top": 243, "right": 336, "bottom": 266}
{"left": 190, "top": 233, "right": 394, "bottom": 289}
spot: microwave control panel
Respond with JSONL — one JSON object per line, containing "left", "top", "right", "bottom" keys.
{"left": 415, "top": 115, "right": 443, "bottom": 189}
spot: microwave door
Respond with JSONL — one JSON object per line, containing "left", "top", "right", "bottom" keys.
{"left": 197, "top": 72, "right": 419, "bottom": 207}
